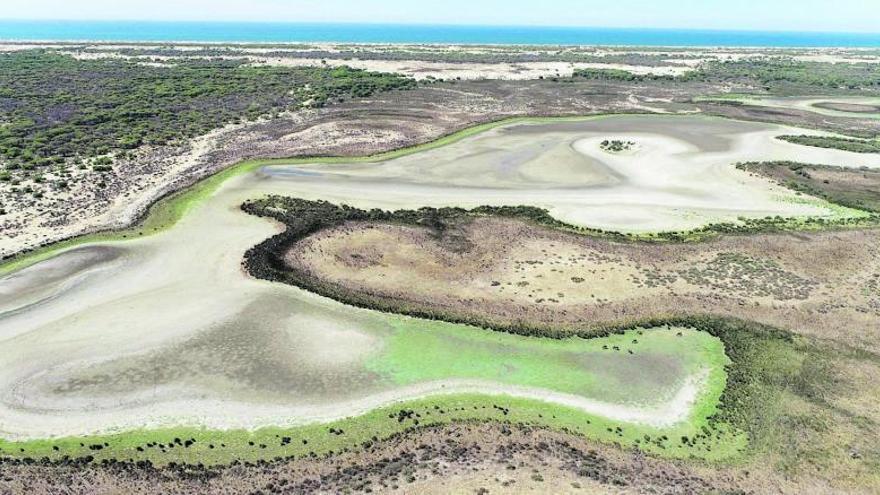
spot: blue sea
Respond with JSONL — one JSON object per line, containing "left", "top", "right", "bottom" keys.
{"left": 0, "top": 20, "right": 878, "bottom": 47}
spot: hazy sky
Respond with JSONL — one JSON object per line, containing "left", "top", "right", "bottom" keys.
{"left": 1, "top": 0, "right": 878, "bottom": 33}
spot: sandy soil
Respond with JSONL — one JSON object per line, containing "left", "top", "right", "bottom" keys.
{"left": 62, "top": 50, "right": 697, "bottom": 80}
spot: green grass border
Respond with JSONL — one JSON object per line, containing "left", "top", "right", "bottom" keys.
{"left": 0, "top": 314, "right": 832, "bottom": 470}
{"left": 0, "top": 361, "right": 740, "bottom": 468}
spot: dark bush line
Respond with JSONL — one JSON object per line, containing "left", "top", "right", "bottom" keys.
{"left": 575, "top": 58, "right": 880, "bottom": 92}
{"left": 242, "top": 193, "right": 879, "bottom": 284}
{"left": 572, "top": 68, "right": 677, "bottom": 82}
{"left": 777, "top": 135, "right": 880, "bottom": 154}
{"left": 689, "top": 59, "right": 880, "bottom": 90}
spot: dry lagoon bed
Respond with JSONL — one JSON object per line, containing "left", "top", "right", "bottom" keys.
{"left": 1, "top": 114, "right": 878, "bottom": 446}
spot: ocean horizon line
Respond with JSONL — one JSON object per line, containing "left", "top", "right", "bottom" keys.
{"left": 1, "top": 20, "right": 879, "bottom": 47}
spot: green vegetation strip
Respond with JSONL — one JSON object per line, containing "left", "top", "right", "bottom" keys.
{"left": 0, "top": 392, "right": 740, "bottom": 468}
{"left": 1, "top": 315, "right": 847, "bottom": 471}
{"left": 777, "top": 134, "right": 880, "bottom": 153}
{"left": 0, "top": 326, "right": 739, "bottom": 466}
{"left": 373, "top": 323, "right": 721, "bottom": 405}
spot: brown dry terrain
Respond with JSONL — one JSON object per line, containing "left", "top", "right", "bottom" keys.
{"left": 287, "top": 216, "right": 880, "bottom": 352}
{"left": 0, "top": 423, "right": 829, "bottom": 495}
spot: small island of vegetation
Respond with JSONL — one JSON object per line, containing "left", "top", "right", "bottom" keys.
{"left": 600, "top": 139, "right": 636, "bottom": 152}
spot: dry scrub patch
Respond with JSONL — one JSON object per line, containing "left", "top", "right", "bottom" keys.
{"left": 4, "top": 421, "right": 871, "bottom": 494}
{"left": 286, "top": 215, "right": 880, "bottom": 351}
{"left": 739, "top": 161, "right": 880, "bottom": 213}
{"left": 0, "top": 423, "right": 798, "bottom": 495}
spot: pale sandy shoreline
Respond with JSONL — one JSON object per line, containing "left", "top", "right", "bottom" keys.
{"left": 0, "top": 374, "right": 706, "bottom": 441}
{"left": 60, "top": 50, "right": 698, "bottom": 79}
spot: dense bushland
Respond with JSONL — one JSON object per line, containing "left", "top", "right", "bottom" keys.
{"left": 572, "top": 68, "right": 674, "bottom": 82}
{"left": 692, "top": 58, "right": 880, "bottom": 90}
{"left": 0, "top": 51, "right": 415, "bottom": 174}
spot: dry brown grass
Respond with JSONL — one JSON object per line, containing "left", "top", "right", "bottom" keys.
{"left": 287, "top": 217, "right": 880, "bottom": 352}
